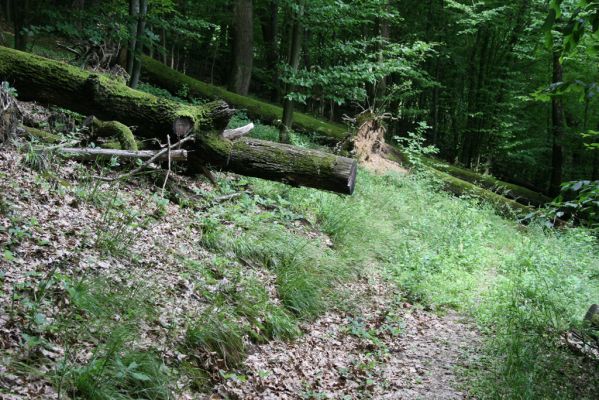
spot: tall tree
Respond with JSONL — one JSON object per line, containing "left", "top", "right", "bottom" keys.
{"left": 280, "top": 0, "right": 305, "bottom": 143}
{"left": 126, "top": 0, "right": 140, "bottom": 77}
{"left": 130, "top": 0, "right": 148, "bottom": 88}
{"left": 259, "top": 0, "right": 279, "bottom": 101}
{"left": 229, "top": 0, "right": 254, "bottom": 95}
{"left": 12, "top": 0, "right": 30, "bottom": 51}
{"left": 549, "top": 50, "right": 565, "bottom": 196}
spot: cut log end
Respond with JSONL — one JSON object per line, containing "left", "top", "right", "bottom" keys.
{"left": 173, "top": 117, "right": 194, "bottom": 138}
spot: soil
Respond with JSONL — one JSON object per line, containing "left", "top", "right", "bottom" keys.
{"left": 352, "top": 119, "right": 408, "bottom": 176}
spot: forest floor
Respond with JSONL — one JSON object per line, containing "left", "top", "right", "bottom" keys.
{"left": 1, "top": 99, "right": 598, "bottom": 400}
{"left": 215, "top": 274, "right": 481, "bottom": 400}
{"left": 0, "top": 143, "right": 479, "bottom": 400}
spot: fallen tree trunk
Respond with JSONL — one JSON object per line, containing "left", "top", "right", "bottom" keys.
{"left": 0, "top": 46, "right": 357, "bottom": 194}
{"left": 421, "top": 158, "right": 551, "bottom": 207}
{"left": 59, "top": 147, "right": 188, "bottom": 161}
{"left": 140, "top": 55, "right": 347, "bottom": 141}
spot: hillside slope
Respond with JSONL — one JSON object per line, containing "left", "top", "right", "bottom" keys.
{"left": 1, "top": 135, "right": 597, "bottom": 399}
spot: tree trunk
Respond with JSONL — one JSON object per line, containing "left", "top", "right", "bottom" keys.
{"left": 592, "top": 123, "right": 599, "bottom": 181}
{"left": 130, "top": 0, "right": 147, "bottom": 88}
{"left": 260, "top": 0, "right": 279, "bottom": 102}
{"left": 126, "top": 0, "right": 140, "bottom": 77}
{"left": 549, "top": 51, "right": 565, "bottom": 197}
{"left": 375, "top": 4, "right": 390, "bottom": 100}
{"left": 0, "top": 46, "right": 356, "bottom": 194}
{"left": 280, "top": 0, "right": 305, "bottom": 143}
{"left": 229, "top": 0, "right": 253, "bottom": 95}
{"left": 12, "top": 0, "right": 28, "bottom": 51}
{"left": 161, "top": 27, "right": 167, "bottom": 64}
{"left": 4, "top": 0, "right": 11, "bottom": 24}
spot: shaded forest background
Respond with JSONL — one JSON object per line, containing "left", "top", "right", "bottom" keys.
{"left": 1, "top": 0, "right": 598, "bottom": 195}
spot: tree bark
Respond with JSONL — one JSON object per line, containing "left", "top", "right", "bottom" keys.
{"left": 259, "top": 0, "right": 279, "bottom": 102}
{"left": 229, "top": 0, "right": 253, "bottom": 95}
{"left": 549, "top": 51, "right": 565, "bottom": 197}
{"left": 0, "top": 46, "right": 357, "bottom": 194}
{"left": 280, "top": 0, "right": 305, "bottom": 143}
{"left": 375, "top": 3, "right": 390, "bottom": 100}
{"left": 130, "top": 0, "right": 148, "bottom": 88}
{"left": 12, "top": 0, "right": 29, "bottom": 51}
{"left": 59, "top": 147, "right": 188, "bottom": 161}
{"left": 4, "top": 0, "right": 11, "bottom": 24}
{"left": 126, "top": 0, "right": 140, "bottom": 77}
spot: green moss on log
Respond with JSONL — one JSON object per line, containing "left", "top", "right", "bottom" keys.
{"left": 2, "top": 47, "right": 357, "bottom": 194}
{"left": 25, "top": 126, "right": 61, "bottom": 143}
{"left": 429, "top": 168, "right": 531, "bottom": 216}
{"left": 89, "top": 117, "right": 138, "bottom": 150}
{"left": 141, "top": 56, "right": 347, "bottom": 140}
{"left": 421, "top": 158, "right": 550, "bottom": 207}
{"left": 0, "top": 46, "right": 218, "bottom": 142}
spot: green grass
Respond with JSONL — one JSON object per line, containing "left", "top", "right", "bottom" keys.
{"left": 244, "top": 168, "right": 599, "bottom": 399}
{"left": 6, "top": 125, "right": 598, "bottom": 398}
{"left": 53, "top": 278, "right": 170, "bottom": 400}
{"left": 185, "top": 307, "right": 248, "bottom": 369}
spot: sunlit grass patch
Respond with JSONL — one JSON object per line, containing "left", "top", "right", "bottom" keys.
{"left": 185, "top": 307, "right": 247, "bottom": 369}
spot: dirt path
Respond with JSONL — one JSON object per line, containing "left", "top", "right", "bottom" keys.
{"left": 213, "top": 278, "right": 481, "bottom": 400}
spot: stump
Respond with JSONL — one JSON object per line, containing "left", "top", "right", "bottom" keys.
{"left": 0, "top": 85, "right": 20, "bottom": 144}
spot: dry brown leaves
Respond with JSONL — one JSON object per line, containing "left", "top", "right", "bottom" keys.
{"left": 214, "top": 273, "right": 480, "bottom": 400}
{"left": 0, "top": 144, "right": 480, "bottom": 399}
{"left": 0, "top": 149, "right": 217, "bottom": 398}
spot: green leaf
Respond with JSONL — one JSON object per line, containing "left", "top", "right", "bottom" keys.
{"left": 3, "top": 250, "right": 15, "bottom": 262}
{"left": 130, "top": 371, "right": 151, "bottom": 381}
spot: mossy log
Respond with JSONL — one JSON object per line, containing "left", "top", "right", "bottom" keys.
{"left": 383, "top": 144, "right": 531, "bottom": 215}
{"left": 430, "top": 168, "right": 532, "bottom": 216}
{"left": 0, "top": 46, "right": 356, "bottom": 194}
{"left": 24, "top": 126, "right": 60, "bottom": 143}
{"left": 84, "top": 116, "right": 138, "bottom": 150}
{"left": 422, "top": 158, "right": 551, "bottom": 207}
{"left": 141, "top": 56, "right": 347, "bottom": 141}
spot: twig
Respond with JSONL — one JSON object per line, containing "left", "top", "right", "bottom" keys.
{"left": 161, "top": 135, "right": 172, "bottom": 196}
{"left": 95, "top": 134, "right": 194, "bottom": 182}
{"left": 197, "top": 191, "right": 250, "bottom": 211}
{"left": 37, "top": 139, "right": 81, "bottom": 151}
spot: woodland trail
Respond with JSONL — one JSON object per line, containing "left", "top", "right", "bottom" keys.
{"left": 214, "top": 276, "right": 481, "bottom": 400}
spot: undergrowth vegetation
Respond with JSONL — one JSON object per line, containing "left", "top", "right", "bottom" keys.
{"left": 2, "top": 133, "right": 598, "bottom": 399}
{"left": 246, "top": 170, "right": 599, "bottom": 399}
